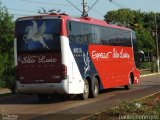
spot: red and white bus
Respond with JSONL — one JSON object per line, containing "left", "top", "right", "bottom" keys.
{"left": 14, "top": 14, "right": 140, "bottom": 100}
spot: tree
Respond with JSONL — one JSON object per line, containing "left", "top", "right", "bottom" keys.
{"left": 104, "top": 9, "right": 135, "bottom": 27}
{"left": 135, "top": 27, "right": 155, "bottom": 52}
{"left": 143, "top": 12, "right": 160, "bottom": 56}
{"left": 0, "top": 1, "right": 15, "bottom": 93}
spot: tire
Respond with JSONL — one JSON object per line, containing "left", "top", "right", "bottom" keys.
{"left": 80, "top": 79, "right": 89, "bottom": 100}
{"left": 91, "top": 77, "right": 99, "bottom": 98}
{"left": 124, "top": 75, "right": 132, "bottom": 90}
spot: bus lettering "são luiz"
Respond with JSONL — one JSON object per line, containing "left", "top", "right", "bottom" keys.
{"left": 14, "top": 14, "right": 140, "bottom": 100}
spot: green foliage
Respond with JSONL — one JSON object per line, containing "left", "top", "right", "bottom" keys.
{"left": 104, "top": 9, "right": 135, "bottom": 27}
{"left": 0, "top": 1, "right": 15, "bottom": 93}
{"left": 135, "top": 27, "right": 155, "bottom": 52}
{"left": 107, "top": 96, "right": 160, "bottom": 118}
{"left": 109, "top": 101, "right": 150, "bottom": 116}
{"left": 140, "top": 62, "right": 151, "bottom": 69}
{"left": 89, "top": 94, "right": 160, "bottom": 120}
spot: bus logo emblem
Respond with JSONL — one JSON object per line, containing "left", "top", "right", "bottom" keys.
{"left": 23, "top": 21, "right": 53, "bottom": 49}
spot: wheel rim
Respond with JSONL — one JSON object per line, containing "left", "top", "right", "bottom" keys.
{"left": 94, "top": 83, "right": 98, "bottom": 96}
{"left": 129, "top": 76, "right": 132, "bottom": 87}
{"left": 84, "top": 81, "right": 89, "bottom": 97}
{"left": 129, "top": 77, "right": 131, "bottom": 84}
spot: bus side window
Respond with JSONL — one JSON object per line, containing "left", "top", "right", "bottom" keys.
{"left": 91, "top": 25, "right": 101, "bottom": 44}
{"left": 100, "top": 27, "right": 107, "bottom": 45}
{"left": 67, "top": 21, "right": 72, "bottom": 42}
{"left": 69, "top": 22, "right": 72, "bottom": 31}
{"left": 67, "top": 21, "right": 82, "bottom": 44}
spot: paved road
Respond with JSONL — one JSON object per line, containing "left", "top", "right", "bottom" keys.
{"left": 0, "top": 74, "right": 160, "bottom": 120}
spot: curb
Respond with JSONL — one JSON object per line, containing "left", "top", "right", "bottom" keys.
{"left": 137, "top": 91, "right": 160, "bottom": 101}
{"left": 140, "top": 73, "right": 160, "bottom": 77}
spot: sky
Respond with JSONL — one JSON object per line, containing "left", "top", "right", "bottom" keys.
{"left": 1, "top": 0, "right": 160, "bottom": 20}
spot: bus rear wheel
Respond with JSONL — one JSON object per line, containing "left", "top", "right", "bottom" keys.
{"left": 80, "top": 79, "right": 89, "bottom": 100}
{"left": 91, "top": 77, "right": 99, "bottom": 98}
{"left": 124, "top": 75, "right": 132, "bottom": 90}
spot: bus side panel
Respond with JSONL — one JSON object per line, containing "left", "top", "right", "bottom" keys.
{"left": 68, "top": 43, "right": 105, "bottom": 90}
{"left": 61, "top": 36, "right": 84, "bottom": 94}
{"left": 88, "top": 45, "right": 134, "bottom": 88}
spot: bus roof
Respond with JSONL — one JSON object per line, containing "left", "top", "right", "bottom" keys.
{"left": 17, "top": 14, "right": 131, "bottom": 31}
{"left": 73, "top": 16, "right": 130, "bottom": 31}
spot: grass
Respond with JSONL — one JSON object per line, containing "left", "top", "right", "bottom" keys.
{"left": 84, "top": 92, "right": 160, "bottom": 120}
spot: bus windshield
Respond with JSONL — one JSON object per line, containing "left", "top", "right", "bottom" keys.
{"left": 15, "top": 18, "right": 61, "bottom": 52}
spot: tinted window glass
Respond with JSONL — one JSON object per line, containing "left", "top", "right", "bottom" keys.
{"left": 67, "top": 21, "right": 93, "bottom": 44}
{"left": 101, "top": 27, "right": 131, "bottom": 47}
{"left": 131, "top": 30, "right": 139, "bottom": 65}
{"left": 67, "top": 20, "right": 132, "bottom": 47}
{"left": 16, "top": 19, "right": 61, "bottom": 52}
